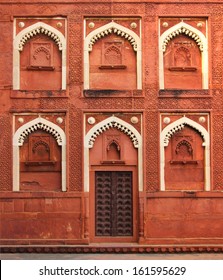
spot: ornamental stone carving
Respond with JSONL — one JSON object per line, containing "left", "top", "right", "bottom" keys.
{"left": 88, "top": 120, "right": 139, "bottom": 148}
{"left": 17, "top": 120, "right": 63, "bottom": 146}
{"left": 162, "top": 26, "right": 204, "bottom": 52}
{"left": 18, "top": 26, "right": 63, "bottom": 51}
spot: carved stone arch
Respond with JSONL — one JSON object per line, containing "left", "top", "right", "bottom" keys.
{"left": 14, "top": 22, "right": 65, "bottom": 51}
{"left": 160, "top": 116, "right": 210, "bottom": 191}
{"left": 13, "top": 22, "right": 67, "bottom": 90}
{"left": 85, "top": 116, "right": 141, "bottom": 148}
{"left": 161, "top": 22, "right": 207, "bottom": 52}
{"left": 84, "top": 22, "right": 142, "bottom": 89}
{"left": 32, "top": 140, "right": 50, "bottom": 153}
{"left": 33, "top": 46, "right": 51, "bottom": 63}
{"left": 13, "top": 117, "right": 66, "bottom": 192}
{"left": 161, "top": 117, "right": 209, "bottom": 147}
{"left": 85, "top": 22, "right": 140, "bottom": 52}
{"left": 175, "top": 139, "right": 193, "bottom": 155}
{"left": 106, "top": 139, "right": 121, "bottom": 160}
{"left": 159, "top": 21, "right": 208, "bottom": 89}
{"left": 84, "top": 116, "right": 143, "bottom": 192}
{"left": 107, "top": 139, "right": 121, "bottom": 151}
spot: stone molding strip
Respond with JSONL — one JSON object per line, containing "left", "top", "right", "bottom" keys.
{"left": 1, "top": 245, "right": 223, "bottom": 254}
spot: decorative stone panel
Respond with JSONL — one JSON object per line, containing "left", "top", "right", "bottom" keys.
{"left": 159, "top": 19, "right": 208, "bottom": 90}
{"left": 13, "top": 18, "right": 67, "bottom": 90}
{"left": 84, "top": 19, "right": 142, "bottom": 90}
{"left": 160, "top": 114, "right": 210, "bottom": 191}
{"left": 13, "top": 114, "right": 66, "bottom": 192}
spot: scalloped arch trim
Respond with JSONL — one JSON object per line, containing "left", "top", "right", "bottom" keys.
{"left": 85, "top": 116, "right": 141, "bottom": 149}
{"left": 13, "top": 117, "right": 65, "bottom": 146}
{"left": 14, "top": 22, "right": 65, "bottom": 51}
{"left": 161, "top": 116, "right": 209, "bottom": 147}
{"left": 161, "top": 22, "right": 207, "bottom": 52}
{"left": 85, "top": 22, "right": 141, "bottom": 52}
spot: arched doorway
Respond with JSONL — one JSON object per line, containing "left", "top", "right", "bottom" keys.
{"left": 84, "top": 115, "right": 142, "bottom": 242}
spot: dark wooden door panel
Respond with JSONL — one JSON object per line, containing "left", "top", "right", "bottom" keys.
{"left": 95, "top": 171, "right": 112, "bottom": 236}
{"left": 95, "top": 171, "right": 133, "bottom": 237}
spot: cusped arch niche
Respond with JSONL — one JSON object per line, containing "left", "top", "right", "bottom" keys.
{"left": 13, "top": 22, "right": 67, "bottom": 90}
{"left": 160, "top": 116, "right": 210, "bottom": 191}
{"left": 84, "top": 22, "right": 142, "bottom": 90}
{"left": 84, "top": 116, "right": 143, "bottom": 192}
{"left": 13, "top": 117, "right": 66, "bottom": 191}
{"left": 159, "top": 21, "right": 208, "bottom": 89}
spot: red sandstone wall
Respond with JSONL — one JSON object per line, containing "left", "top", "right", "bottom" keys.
{"left": 145, "top": 195, "right": 223, "bottom": 245}
{"left": 0, "top": 0, "right": 223, "bottom": 246}
{"left": 0, "top": 194, "right": 84, "bottom": 244}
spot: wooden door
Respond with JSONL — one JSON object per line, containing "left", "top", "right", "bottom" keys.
{"left": 95, "top": 171, "right": 133, "bottom": 237}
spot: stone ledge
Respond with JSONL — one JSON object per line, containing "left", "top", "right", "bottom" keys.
{"left": 11, "top": 90, "right": 68, "bottom": 99}
{"left": 1, "top": 245, "right": 223, "bottom": 254}
{"left": 83, "top": 89, "right": 143, "bottom": 98}
{"left": 159, "top": 89, "right": 211, "bottom": 97}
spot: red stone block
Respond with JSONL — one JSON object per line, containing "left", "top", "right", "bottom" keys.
{"left": 24, "top": 199, "right": 45, "bottom": 212}
{"left": 3, "top": 201, "right": 14, "bottom": 213}
{"left": 14, "top": 199, "right": 24, "bottom": 212}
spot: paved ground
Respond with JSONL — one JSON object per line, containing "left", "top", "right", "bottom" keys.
{"left": 1, "top": 253, "right": 223, "bottom": 260}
